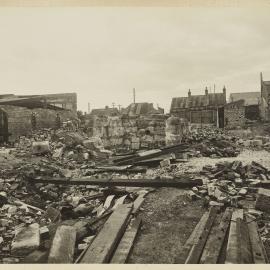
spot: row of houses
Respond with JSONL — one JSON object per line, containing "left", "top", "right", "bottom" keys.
{"left": 0, "top": 72, "right": 269, "bottom": 143}
{"left": 169, "top": 72, "right": 270, "bottom": 128}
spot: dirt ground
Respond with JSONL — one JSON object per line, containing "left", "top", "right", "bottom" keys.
{"left": 128, "top": 149, "right": 270, "bottom": 264}
{"left": 128, "top": 188, "right": 204, "bottom": 263}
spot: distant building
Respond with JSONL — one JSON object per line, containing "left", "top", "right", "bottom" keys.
{"left": 90, "top": 106, "right": 119, "bottom": 117}
{"left": 0, "top": 93, "right": 77, "bottom": 113}
{"left": 122, "top": 102, "right": 164, "bottom": 116}
{"left": 224, "top": 99, "right": 246, "bottom": 128}
{"left": 229, "top": 92, "right": 261, "bottom": 120}
{"left": 260, "top": 72, "right": 270, "bottom": 121}
{"left": 170, "top": 86, "right": 227, "bottom": 127}
{"left": 0, "top": 93, "right": 77, "bottom": 142}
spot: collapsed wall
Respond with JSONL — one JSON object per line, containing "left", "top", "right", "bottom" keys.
{"left": 85, "top": 114, "right": 167, "bottom": 150}
{"left": 86, "top": 114, "right": 189, "bottom": 150}
{"left": 0, "top": 105, "right": 77, "bottom": 141}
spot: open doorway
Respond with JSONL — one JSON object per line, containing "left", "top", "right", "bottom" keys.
{"left": 0, "top": 109, "right": 9, "bottom": 143}
{"left": 218, "top": 107, "right": 224, "bottom": 128}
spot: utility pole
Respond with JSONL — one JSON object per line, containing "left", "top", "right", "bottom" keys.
{"left": 214, "top": 84, "right": 216, "bottom": 94}
{"left": 133, "top": 88, "right": 136, "bottom": 104}
{"left": 118, "top": 104, "right": 121, "bottom": 111}
{"left": 88, "top": 102, "right": 90, "bottom": 114}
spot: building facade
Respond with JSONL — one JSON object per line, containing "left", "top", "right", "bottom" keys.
{"left": 229, "top": 91, "right": 261, "bottom": 120}
{"left": 224, "top": 99, "right": 245, "bottom": 128}
{"left": 170, "top": 86, "right": 227, "bottom": 127}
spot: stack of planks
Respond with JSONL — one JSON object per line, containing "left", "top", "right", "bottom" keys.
{"left": 78, "top": 203, "right": 142, "bottom": 264}
{"left": 179, "top": 207, "right": 268, "bottom": 264}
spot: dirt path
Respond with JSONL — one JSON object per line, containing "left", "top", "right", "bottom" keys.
{"left": 128, "top": 187, "right": 204, "bottom": 263}
{"left": 128, "top": 149, "right": 270, "bottom": 263}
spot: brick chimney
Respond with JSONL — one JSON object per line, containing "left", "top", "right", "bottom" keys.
{"left": 223, "top": 86, "right": 227, "bottom": 102}
{"left": 205, "top": 87, "right": 208, "bottom": 95}
{"left": 188, "top": 89, "right": 191, "bottom": 97}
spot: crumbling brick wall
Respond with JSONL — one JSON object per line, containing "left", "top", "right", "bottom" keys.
{"left": 0, "top": 105, "right": 77, "bottom": 141}
{"left": 87, "top": 114, "right": 167, "bottom": 150}
{"left": 224, "top": 100, "right": 245, "bottom": 129}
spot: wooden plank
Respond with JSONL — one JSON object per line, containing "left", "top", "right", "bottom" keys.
{"left": 80, "top": 204, "right": 133, "bottom": 263}
{"left": 185, "top": 207, "right": 218, "bottom": 264}
{"left": 110, "top": 218, "right": 142, "bottom": 263}
{"left": 97, "top": 195, "right": 115, "bottom": 217}
{"left": 175, "top": 212, "right": 209, "bottom": 263}
{"left": 112, "top": 195, "right": 127, "bottom": 210}
{"left": 28, "top": 177, "right": 203, "bottom": 188}
{"left": 201, "top": 207, "right": 233, "bottom": 264}
{"left": 237, "top": 217, "right": 253, "bottom": 263}
{"left": 185, "top": 212, "right": 210, "bottom": 248}
{"left": 114, "top": 144, "right": 189, "bottom": 165}
{"left": 225, "top": 209, "right": 244, "bottom": 264}
{"left": 246, "top": 214, "right": 269, "bottom": 264}
{"left": 132, "top": 194, "right": 145, "bottom": 215}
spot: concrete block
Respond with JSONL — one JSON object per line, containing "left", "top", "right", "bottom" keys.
{"left": 11, "top": 223, "right": 40, "bottom": 256}
{"left": 48, "top": 225, "right": 76, "bottom": 263}
{"left": 32, "top": 141, "right": 51, "bottom": 155}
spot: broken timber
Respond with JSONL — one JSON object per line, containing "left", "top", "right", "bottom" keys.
{"left": 28, "top": 177, "right": 203, "bottom": 188}
{"left": 236, "top": 217, "right": 253, "bottom": 263}
{"left": 225, "top": 209, "right": 244, "bottom": 264}
{"left": 175, "top": 212, "right": 210, "bottom": 263}
{"left": 201, "top": 208, "right": 233, "bottom": 264}
{"left": 113, "top": 144, "right": 189, "bottom": 166}
{"left": 80, "top": 204, "right": 133, "bottom": 263}
{"left": 246, "top": 214, "right": 269, "bottom": 263}
{"left": 185, "top": 206, "right": 218, "bottom": 264}
{"left": 110, "top": 217, "right": 142, "bottom": 263}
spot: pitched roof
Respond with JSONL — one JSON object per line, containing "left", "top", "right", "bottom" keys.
{"left": 123, "top": 102, "right": 162, "bottom": 116}
{"left": 91, "top": 107, "right": 119, "bottom": 116}
{"left": 229, "top": 92, "right": 260, "bottom": 106}
{"left": 170, "top": 93, "right": 225, "bottom": 112}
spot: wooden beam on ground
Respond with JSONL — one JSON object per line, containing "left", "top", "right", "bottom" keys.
{"left": 246, "top": 214, "right": 269, "bottom": 264}
{"left": 132, "top": 194, "right": 146, "bottom": 215}
{"left": 201, "top": 207, "right": 233, "bottom": 264}
{"left": 236, "top": 217, "right": 253, "bottom": 263}
{"left": 175, "top": 211, "right": 210, "bottom": 263}
{"left": 114, "top": 144, "right": 189, "bottom": 166}
{"left": 80, "top": 204, "right": 133, "bottom": 263}
{"left": 225, "top": 209, "right": 244, "bottom": 264}
{"left": 185, "top": 207, "right": 218, "bottom": 264}
{"left": 28, "top": 177, "right": 203, "bottom": 188}
{"left": 110, "top": 217, "right": 142, "bottom": 263}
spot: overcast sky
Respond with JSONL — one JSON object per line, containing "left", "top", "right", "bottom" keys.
{"left": 0, "top": 7, "right": 269, "bottom": 112}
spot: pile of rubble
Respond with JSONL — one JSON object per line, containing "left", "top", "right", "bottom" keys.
{"left": 183, "top": 127, "right": 240, "bottom": 158}
{"left": 178, "top": 158, "right": 270, "bottom": 263}
{"left": 188, "top": 160, "right": 270, "bottom": 207}
{"left": 237, "top": 135, "right": 270, "bottom": 152}
{"left": 0, "top": 174, "right": 152, "bottom": 263}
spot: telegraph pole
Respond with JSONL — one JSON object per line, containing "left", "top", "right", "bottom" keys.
{"left": 88, "top": 102, "right": 90, "bottom": 114}
{"left": 133, "top": 88, "right": 136, "bottom": 104}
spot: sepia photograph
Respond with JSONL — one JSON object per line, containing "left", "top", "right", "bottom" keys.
{"left": 0, "top": 0, "right": 270, "bottom": 265}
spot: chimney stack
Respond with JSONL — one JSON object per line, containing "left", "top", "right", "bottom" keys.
{"left": 188, "top": 89, "right": 191, "bottom": 97}
{"left": 205, "top": 86, "right": 208, "bottom": 95}
{"left": 223, "top": 86, "right": 227, "bottom": 102}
